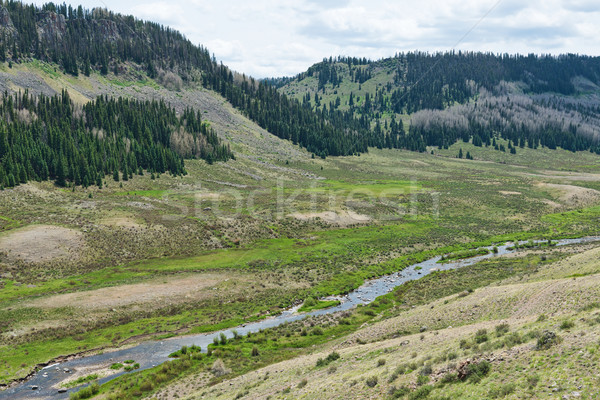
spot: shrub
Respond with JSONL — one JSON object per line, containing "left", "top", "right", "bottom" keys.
{"left": 420, "top": 365, "right": 432, "bottom": 375}
{"left": 416, "top": 374, "right": 429, "bottom": 386}
{"left": 69, "top": 383, "right": 99, "bottom": 400}
{"left": 139, "top": 381, "right": 154, "bottom": 392}
{"left": 365, "top": 376, "right": 378, "bottom": 387}
{"left": 110, "top": 363, "right": 123, "bottom": 370}
{"left": 536, "top": 331, "right": 561, "bottom": 350}
{"left": 391, "top": 386, "right": 410, "bottom": 398}
{"left": 503, "top": 332, "right": 523, "bottom": 348}
{"left": 440, "top": 372, "right": 458, "bottom": 385}
{"left": 377, "top": 358, "right": 386, "bottom": 367}
{"left": 220, "top": 333, "right": 228, "bottom": 345}
{"left": 316, "top": 352, "right": 340, "bottom": 367}
{"left": 251, "top": 346, "right": 260, "bottom": 357}
{"left": 303, "top": 297, "right": 317, "bottom": 308}
{"left": 408, "top": 385, "right": 433, "bottom": 400}
{"left": 474, "top": 329, "right": 489, "bottom": 343}
{"left": 311, "top": 327, "right": 323, "bottom": 335}
{"left": 211, "top": 359, "right": 231, "bottom": 377}
{"left": 495, "top": 323, "right": 510, "bottom": 336}
{"left": 297, "top": 378, "right": 308, "bottom": 388}
{"left": 463, "top": 360, "right": 491, "bottom": 383}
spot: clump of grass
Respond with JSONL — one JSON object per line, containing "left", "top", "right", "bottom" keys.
{"left": 365, "top": 376, "right": 378, "bottom": 387}
{"left": 211, "top": 359, "right": 231, "bottom": 377}
{"left": 560, "top": 320, "right": 575, "bottom": 330}
{"left": 488, "top": 382, "right": 516, "bottom": 398}
{"left": 61, "top": 374, "right": 98, "bottom": 389}
{"left": 69, "top": 383, "right": 99, "bottom": 400}
{"left": 526, "top": 374, "right": 540, "bottom": 389}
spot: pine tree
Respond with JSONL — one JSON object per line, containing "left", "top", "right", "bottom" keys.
{"left": 55, "top": 157, "right": 67, "bottom": 187}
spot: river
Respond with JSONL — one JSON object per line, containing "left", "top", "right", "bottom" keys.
{"left": 2, "top": 236, "right": 599, "bottom": 399}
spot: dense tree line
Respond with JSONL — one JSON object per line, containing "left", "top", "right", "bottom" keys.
{"left": 0, "top": 1, "right": 373, "bottom": 158}
{"left": 0, "top": 90, "right": 233, "bottom": 189}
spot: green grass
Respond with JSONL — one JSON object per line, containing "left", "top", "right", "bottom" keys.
{"left": 0, "top": 215, "right": 21, "bottom": 230}
{"left": 439, "top": 248, "right": 490, "bottom": 263}
{"left": 113, "top": 189, "right": 167, "bottom": 198}
{"left": 298, "top": 299, "right": 341, "bottom": 313}
{"left": 60, "top": 373, "right": 99, "bottom": 389}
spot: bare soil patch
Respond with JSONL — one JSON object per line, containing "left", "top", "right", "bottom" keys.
{"left": 289, "top": 210, "right": 371, "bottom": 226}
{"left": 538, "top": 182, "right": 600, "bottom": 207}
{"left": 499, "top": 190, "right": 522, "bottom": 195}
{"left": 0, "top": 225, "right": 83, "bottom": 263}
{"left": 101, "top": 216, "right": 142, "bottom": 229}
{"left": 29, "top": 274, "right": 223, "bottom": 310}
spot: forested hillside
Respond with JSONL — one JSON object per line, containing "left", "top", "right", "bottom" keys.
{"left": 2, "top": 0, "right": 600, "bottom": 189}
{"left": 280, "top": 53, "right": 600, "bottom": 153}
{"left": 0, "top": 1, "right": 378, "bottom": 159}
{"left": 0, "top": 90, "right": 233, "bottom": 188}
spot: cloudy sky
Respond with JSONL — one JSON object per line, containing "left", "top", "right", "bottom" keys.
{"left": 30, "top": 0, "right": 600, "bottom": 78}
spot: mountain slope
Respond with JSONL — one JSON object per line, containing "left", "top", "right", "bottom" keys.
{"left": 0, "top": 1, "right": 376, "bottom": 159}
{"left": 279, "top": 53, "right": 600, "bottom": 153}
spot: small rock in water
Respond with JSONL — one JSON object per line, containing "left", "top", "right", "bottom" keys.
{"left": 31, "top": 385, "right": 38, "bottom": 390}
{"left": 58, "top": 388, "right": 67, "bottom": 393}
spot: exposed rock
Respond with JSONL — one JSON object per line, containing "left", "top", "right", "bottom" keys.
{"left": 36, "top": 11, "right": 67, "bottom": 44}
{"left": 92, "top": 19, "right": 120, "bottom": 42}
{"left": 0, "top": 7, "right": 16, "bottom": 36}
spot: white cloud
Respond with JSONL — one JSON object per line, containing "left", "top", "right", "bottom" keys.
{"left": 28, "top": 0, "right": 600, "bottom": 78}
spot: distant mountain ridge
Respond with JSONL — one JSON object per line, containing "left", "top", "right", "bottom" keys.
{"left": 279, "top": 52, "right": 600, "bottom": 153}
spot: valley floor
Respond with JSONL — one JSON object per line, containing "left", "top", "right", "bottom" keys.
{"left": 0, "top": 62, "right": 600, "bottom": 400}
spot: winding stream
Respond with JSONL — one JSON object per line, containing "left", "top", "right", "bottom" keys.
{"left": 2, "top": 236, "right": 599, "bottom": 399}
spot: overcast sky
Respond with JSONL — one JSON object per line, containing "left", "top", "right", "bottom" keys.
{"left": 29, "top": 0, "right": 600, "bottom": 78}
